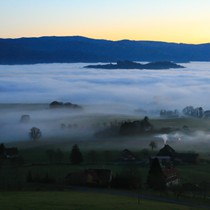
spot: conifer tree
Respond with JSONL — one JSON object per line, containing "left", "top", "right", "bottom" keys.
{"left": 70, "top": 144, "right": 83, "bottom": 165}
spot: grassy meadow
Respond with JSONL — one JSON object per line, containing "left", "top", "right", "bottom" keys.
{"left": 1, "top": 104, "right": 210, "bottom": 209}
{"left": 0, "top": 191, "right": 205, "bottom": 210}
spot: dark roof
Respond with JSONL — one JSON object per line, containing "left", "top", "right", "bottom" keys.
{"left": 157, "top": 144, "right": 176, "bottom": 157}
{"left": 121, "top": 149, "right": 137, "bottom": 161}
{"left": 157, "top": 144, "right": 199, "bottom": 164}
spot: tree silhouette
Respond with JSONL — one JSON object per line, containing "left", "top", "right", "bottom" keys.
{"left": 0, "top": 143, "right": 5, "bottom": 156}
{"left": 46, "top": 149, "right": 55, "bottom": 162}
{"left": 149, "top": 141, "right": 157, "bottom": 151}
{"left": 29, "top": 127, "right": 41, "bottom": 141}
{"left": 147, "top": 158, "right": 166, "bottom": 190}
{"left": 70, "top": 144, "right": 83, "bottom": 165}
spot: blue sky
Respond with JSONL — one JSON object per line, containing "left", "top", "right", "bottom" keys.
{"left": 0, "top": 0, "right": 210, "bottom": 43}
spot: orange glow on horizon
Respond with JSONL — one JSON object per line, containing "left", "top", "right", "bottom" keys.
{"left": 1, "top": 0, "right": 210, "bottom": 44}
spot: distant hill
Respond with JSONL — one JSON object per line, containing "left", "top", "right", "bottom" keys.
{"left": 0, "top": 36, "right": 210, "bottom": 64}
{"left": 84, "top": 60, "right": 185, "bottom": 70}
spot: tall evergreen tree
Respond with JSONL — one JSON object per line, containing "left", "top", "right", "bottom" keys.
{"left": 147, "top": 158, "right": 166, "bottom": 190}
{"left": 70, "top": 144, "right": 83, "bottom": 165}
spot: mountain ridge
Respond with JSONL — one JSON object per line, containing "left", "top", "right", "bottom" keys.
{"left": 0, "top": 36, "right": 210, "bottom": 64}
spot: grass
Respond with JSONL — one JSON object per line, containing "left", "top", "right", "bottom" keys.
{"left": 0, "top": 191, "right": 204, "bottom": 210}
{"left": 2, "top": 113, "right": 210, "bottom": 209}
{"left": 177, "top": 164, "right": 210, "bottom": 183}
{"left": 151, "top": 117, "right": 210, "bottom": 131}
{"left": 16, "top": 144, "right": 210, "bottom": 185}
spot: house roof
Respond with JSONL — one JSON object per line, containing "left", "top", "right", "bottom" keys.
{"left": 157, "top": 144, "right": 176, "bottom": 157}
{"left": 121, "top": 149, "right": 137, "bottom": 161}
{"left": 156, "top": 144, "right": 199, "bottom": 165}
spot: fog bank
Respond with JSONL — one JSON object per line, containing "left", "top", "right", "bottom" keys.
{"left": 0, "top": 62, "right": 210, "bottom": 110}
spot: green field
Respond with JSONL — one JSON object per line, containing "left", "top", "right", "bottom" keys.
{"left": 2, "top": 106, "right": 210, "bottom": 209}
{"left": 0, "top": 191, "right": 204, "bottom": 210}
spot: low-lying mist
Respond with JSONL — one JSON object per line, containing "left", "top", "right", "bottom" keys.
{"left": 0, "top": 62, "right": 210, "bottom": 109}
{"left": 0, "top": 104, "right": 140, "bottom": 143}
{"left": 1, "top": 104, "right": 210, "bottom": 153}
{"left": 1, "top": 62, "right": 210, "bottom": 152}
{"left": 155, "top": 131, "right": 210, "bottom": 153}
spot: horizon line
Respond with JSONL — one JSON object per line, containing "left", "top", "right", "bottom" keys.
{"left": 0, "top": 35, "right": 210, "bottom": 45}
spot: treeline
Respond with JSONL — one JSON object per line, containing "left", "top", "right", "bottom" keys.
{"left": 160, "top": 106, "right": 210, "bottom": 118}
{"left": 49, "top": 101, "right": 82, "bottom": 109}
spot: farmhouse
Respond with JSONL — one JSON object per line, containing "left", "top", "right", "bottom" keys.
{"left": 147, "top": 144, "right": 199, "bottom": 189}
{"left": 0, "top": 143, "right": 22, "bottom": 164}
{"left": 162, "top": 167, "right": 180, "bottom": 187}
{"left": 157, "top": 144, "right": 176, "bottom": 159}
{"left": 147, "top": 157, "right": 180, "bottom": 190}
{"left": 120, "top": 149, "right": 137, "bottom": 161}
{"left": 0, "top": 144, "right": 19, "bottom": 159}
{"left": 156, "top": 144, "right": 199, "bottom": 164}
{"left": 4, "top": 147, "right": 19, "bottom": 159}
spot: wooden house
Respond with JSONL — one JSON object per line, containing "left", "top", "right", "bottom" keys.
{"left": 156, "top": 144, "right": 176, "bottom": 159}
{"left": 156, "top": 144, "right": 199, "bottom": 164}
{"left": 162, "top": 167, "right": 180, "bottom": 187}
{"left": 0, "top": 144, "right": 22, "bottom": 165}
{"left": 4, "top": 148, "right": 19, "bottom": 159}
{"left": 147, "top": 157, "right": 180, "bottom": 190}
{"left": 120, "top": 149, "right": 137, "bottom": 161}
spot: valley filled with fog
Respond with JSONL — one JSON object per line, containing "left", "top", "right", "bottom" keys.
{"left": 0, "top": 62, "right": 210, "bottom": 108}
{"left": 0, "top": 62, "right": 210, "bottom": 150}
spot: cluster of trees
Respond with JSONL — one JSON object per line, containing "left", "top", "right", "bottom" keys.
{"left": 120, "top": 116, "right": 154, "bottom": 135}
{"left": 182, "top": 106, "right": 204, "bottom": 118}
{"left": 60, "top": 123, "right": 78, "bottom": 129}
{"left": 45, "top": 145, "right": 83, "bottom": 165}
{"left": 111, "top": 167, "right": 142, "bottom": 189}
{"left": 49, "top": 101, "right": 82, "bottom": 109}
{"left": 45, "top": 149, "right": 64, "bottom": 163}
{"left": 159, "top": 106, "right": 210, "bottom": 119}
{"left": 44, "top": 144, "right": 159, "bottom": 166}
{"left": 160, "top": 109, "right": 179, "bottom": 118}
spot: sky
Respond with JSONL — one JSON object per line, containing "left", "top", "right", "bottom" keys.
{"left": 0, "top": 0, "right": 210, "bottom": 43}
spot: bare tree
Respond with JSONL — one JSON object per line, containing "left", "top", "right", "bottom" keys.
{"left": 30, "top": 127, "right": 41, "bottom": 141}
{"left": 149, "top": 141, "right": 157, "bottom": 151}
